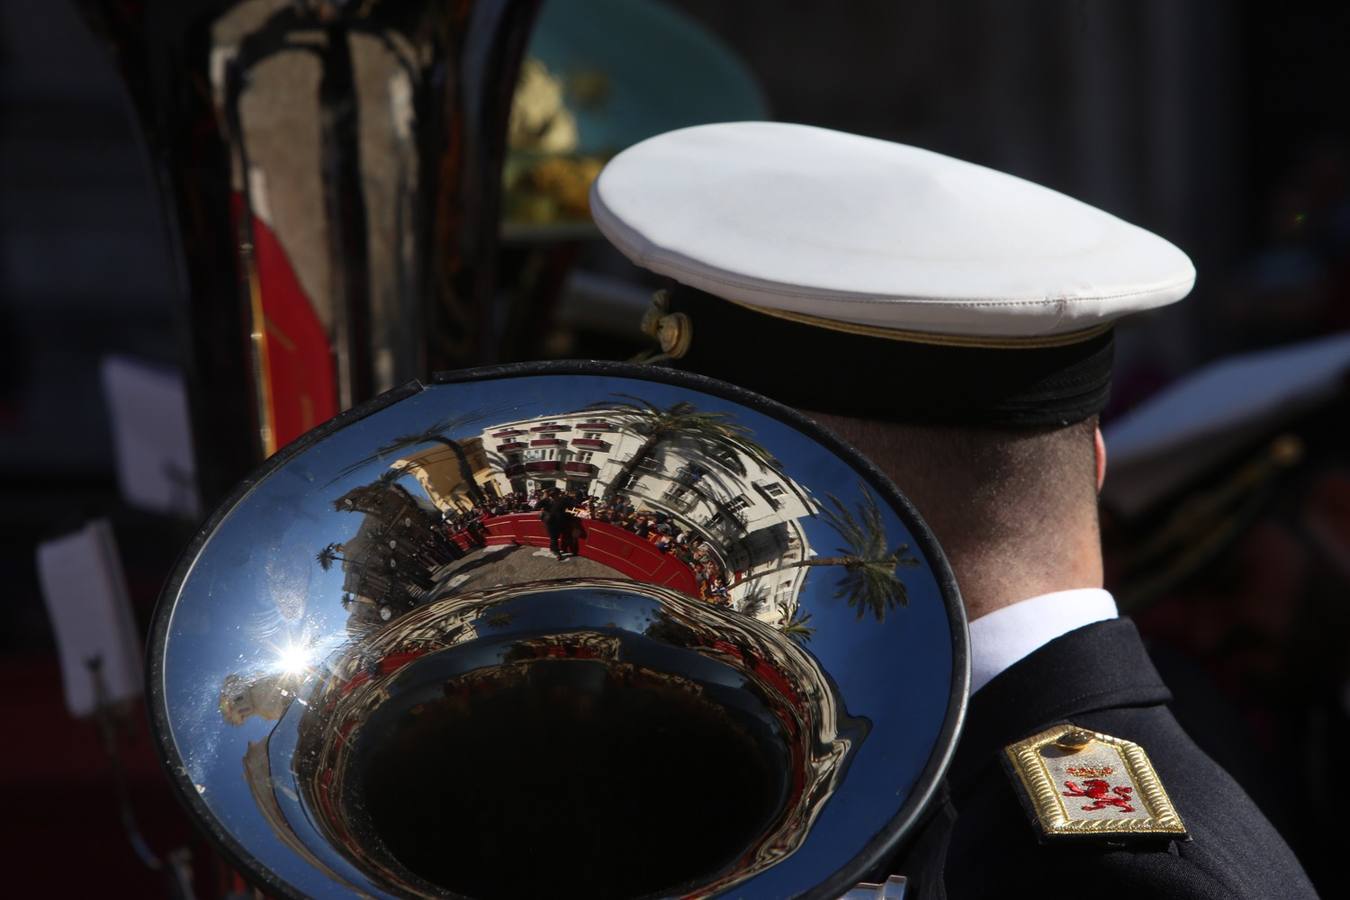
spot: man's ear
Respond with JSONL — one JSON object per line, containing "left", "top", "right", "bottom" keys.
{"left": 1095, "top": 425, "right": 1108, "bottom": 493}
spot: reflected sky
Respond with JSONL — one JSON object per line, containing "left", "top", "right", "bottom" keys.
{"left": 159, "top": 373, "right": 958, "bottom": 896}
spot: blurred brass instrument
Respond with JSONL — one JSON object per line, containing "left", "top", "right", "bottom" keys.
{"left": 78, "top": 0, "right": 543, "bottom": 495}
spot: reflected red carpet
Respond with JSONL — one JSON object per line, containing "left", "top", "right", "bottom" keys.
{"left": 464, "top": 513, "right": 701, "bottom": 597}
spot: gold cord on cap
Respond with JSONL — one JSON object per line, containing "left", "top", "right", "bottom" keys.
{"left": 722, "top": 295, "right": 1113, "bottom": 350}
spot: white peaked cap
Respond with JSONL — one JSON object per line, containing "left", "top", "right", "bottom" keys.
{"left": 591, "top": 121, "right": 1195, "bottom": 342}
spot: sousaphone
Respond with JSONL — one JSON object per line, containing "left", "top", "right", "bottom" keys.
{"left": 148, "top": 361, "right": 967, "bottom": 898}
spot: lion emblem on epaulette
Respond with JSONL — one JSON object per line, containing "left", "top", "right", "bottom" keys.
{"left": 1062, "top": 778, "right": 1135, "bottom": 812}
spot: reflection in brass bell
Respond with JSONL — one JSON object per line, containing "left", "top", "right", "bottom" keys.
{"left": 148, "top": 362, "right": 967, "bottom": 898}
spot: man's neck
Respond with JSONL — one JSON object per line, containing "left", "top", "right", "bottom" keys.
{"left": 945, "top": 534, "right": 1104, "bottom": 623}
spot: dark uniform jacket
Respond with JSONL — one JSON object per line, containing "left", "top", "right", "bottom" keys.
{"left": 541, "top": 495, "right": 574, "bottom": 530}
{"left": 894, "top": 618, "right": 1319, "bottom": 899}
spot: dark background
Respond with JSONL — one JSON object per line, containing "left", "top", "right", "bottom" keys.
{"left": 1, "top": 0, "right": 1347, "bottom": 895}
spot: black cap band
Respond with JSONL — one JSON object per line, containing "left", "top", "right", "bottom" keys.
{"left": 663, "top": 286, "right": 1113, "bottom": 427}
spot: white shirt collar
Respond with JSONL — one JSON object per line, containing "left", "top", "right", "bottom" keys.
{"left": 967, "top": 588, "right": 1118, "bottom": 695}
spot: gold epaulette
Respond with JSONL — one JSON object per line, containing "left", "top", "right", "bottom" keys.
{"left": 1004, "top": 724, "right": 1188, "bottom": 843}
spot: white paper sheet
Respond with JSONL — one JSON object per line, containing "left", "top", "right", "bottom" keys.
{"left": 37, "top": 519, "right": 144, "bottom": 717}
{"left": 101, "top": 355, "right": 201, "bottom": 519}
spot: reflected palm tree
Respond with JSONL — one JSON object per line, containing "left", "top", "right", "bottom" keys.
{"left": 317, "top": 542, "right": 346, "bottom": 571}
{"left": 321, "top": 543, "right": 414, "bottom": 625}
{"left": 318, "top": 541, "right": 380, "bottom": 579}
{"left": 777, "top": 602, "right": 815, "bottom": 644}
{"left": 595, "top": 396, "right": 776, "bottom": 500}
{"left": 736, "top": 582, "right": 771, "bottom": 617}
{"left": 749, "top": 490, "right": 918, "bottom": 623}
{"left": 337, "top": 413, "right": 488, "bottom": 506}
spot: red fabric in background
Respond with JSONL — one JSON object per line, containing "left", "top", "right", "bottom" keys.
{"left": 231, "top": 192, "right": 339, "bottom": 452}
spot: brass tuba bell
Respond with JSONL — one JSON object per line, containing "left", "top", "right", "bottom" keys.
{"left": 149, "top": 362, "right": 967, "bottom": 898}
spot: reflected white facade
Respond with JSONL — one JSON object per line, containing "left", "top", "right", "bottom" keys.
{"left": 476, "top": 408, "right": 819, "bottom": 624}
{"left": 220, "top": 672, "right": 294, "bottom": 725}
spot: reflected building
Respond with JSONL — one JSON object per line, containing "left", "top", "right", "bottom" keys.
{"left": 331, "top": 478, "right": 461, "bottom": 626}
{"left": 476, "top": 408, "right": 819, "bottom": 623}
{"left": 391, "top": 437, "right": 497, "bottom": 512}
{"left": 321, "top": 402, "right": 829, "bottom": 634}
{"left": 220, "top": 671, "right": 295, "bottom": 725}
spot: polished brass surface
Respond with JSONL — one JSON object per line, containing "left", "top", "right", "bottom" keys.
{"left": 151, "top": 365, "right": 966, "bottom": 898}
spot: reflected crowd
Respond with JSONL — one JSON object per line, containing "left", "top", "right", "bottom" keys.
{"left": 441, "top": 488, "right": 735, "bottom": 605}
